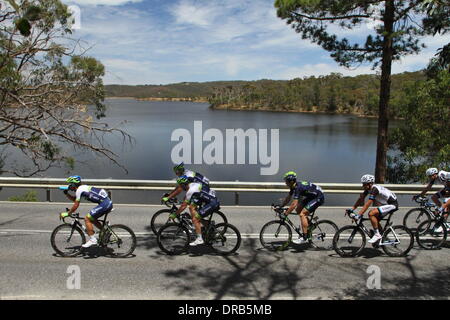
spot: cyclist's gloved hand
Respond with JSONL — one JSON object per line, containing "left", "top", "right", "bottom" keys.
{"left": 345, "top": 208, "right": 354, "bottom": 214}
{"left": 412, "top": 195, "right": 419, "bottom": 201}
{"left": 280, "top": 212, "right": 288, "bottom": 220}
{"left": 60, "top": 212, "right": 69, "bottom": 219}
{"left": 169, "top": 212, "right": 177, "bottom": 220}
{"left": 350, "top": 212, "right": 361, "bottom": 220}
{"left": 161, "top": 196, "right": 170, "bottom": 203}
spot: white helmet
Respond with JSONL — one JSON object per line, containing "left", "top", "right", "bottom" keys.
{"left": 426, "top": 168, "right": 438, "bottom": 176}
{"left": 361, "top": 174, "right": 375, "bottom": 184}
{"left": 438, "top": 171, "right": 450, "bottom": 182}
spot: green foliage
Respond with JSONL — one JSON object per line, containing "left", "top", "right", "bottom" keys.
{"left": 387, "top": 70, "right": 450, "bottom": 183}
{"left": 8, "top": 190, "right": 38, "bottom": 202}
{"left": 205, "top": 71, "right": 425, "bottom": 116}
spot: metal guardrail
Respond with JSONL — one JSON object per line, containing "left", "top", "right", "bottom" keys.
{"left": 0, "top": 177, "right": 439, "bottom": 204}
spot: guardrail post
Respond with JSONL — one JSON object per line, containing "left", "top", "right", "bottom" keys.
{"left": 46, "top": 189, "right": 51, "bottom": 202}
{"left": 107, "top": 190, "right": 112, "bottom": 200}
{"left": 234, "top": 192, "right": 239, "bottom": 206}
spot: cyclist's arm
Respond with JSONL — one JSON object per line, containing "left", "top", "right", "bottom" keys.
{"left": 68, "top": 200, "right": 80, "bottom": 215}
{"left": 285, "top": 199, "right": 298, "bottom": 215}
{"left": 175, "top": 200, "right": 188, "bottom": 215}
{"left": 358, "top": 199, "right": 373, "bottom": 216}
{"left": 418, "top": 181, "right": 434, "bottom": 198}
{"left": 280, "top": 194, "right": 292, "bottom": 207}
{"left": 65, "top": 192, "right": 76, "bottom": 202}
{"left": 352, "top": 192, "right": 366, "bottom": 210}
{"left": 167, "top": 185, "right": 183, "bottom": 199}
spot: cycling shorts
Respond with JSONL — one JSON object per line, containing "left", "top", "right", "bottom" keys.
{"left": 301, "top": 193, "right": 325, "bottom": 213}
{"left": 87, "top": 199, "right": 113, "bottom": 221}
{"left": 198, "top": 199, "right": 220, "bottom": 218}
{"left": 377, "top": 200, "right": 398, "bottom": 219}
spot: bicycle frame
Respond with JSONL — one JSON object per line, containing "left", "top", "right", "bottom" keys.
{"left": 349, "top": 211, "right": 399, "bottom": 247}
{"left": 272, "top": 206, "right": 319, "bottom": 237}
{"left": 62, "top": 211, "right": 114, "bottom": 245}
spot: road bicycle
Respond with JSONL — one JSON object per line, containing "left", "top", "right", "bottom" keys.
{"left": 259, "top": 204, "right": 338, "bottom": 251}
{"left": 415, "top": 209, "right": 449, "bottom": 250}
{"left": 50, "top": 208, "right": 137, "bottom": 258}
{"left": 150, "top": 194, "right": 228, "bottom": 235}
{"left": 333, "top": 209, "right": 414, "bottom": 257}
{"left": 156, "top": 208, "right": 241, "bottom": 256}
{"left": 403, "top": 196, "right": 439, "bottom": 233}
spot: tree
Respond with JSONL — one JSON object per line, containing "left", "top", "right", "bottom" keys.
{"left": 0, "top": 0, "right": 132, "bottom": 176}
{"left": 387, "top": 70, "right": 449, "bottom": 183}
{"left": 274, "top": 0, "right": 439, "bottom": 182}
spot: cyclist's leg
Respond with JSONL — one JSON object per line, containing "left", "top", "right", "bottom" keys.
{"left": 295, "top": 200, "right": 306, "bottom": 233}
{"left": 197, "top": 200, "right": 219, "bottom": 221}
{"left": 86, "top": 200, "right": 113, "bottom": 235}
{"left": 300, "top": 195, "right": 324, "bottom": 235}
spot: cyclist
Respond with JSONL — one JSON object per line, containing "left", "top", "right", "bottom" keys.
{"left": 348, "top": 174, "right": 398, "bottom": 244}
{"left": 280, "top": 171, "right": 325, "bottom": 244}
{"left": 162, "top": 162, "right": 210, "bottom": 203}
{"left": 61, "top": 176, "right": 113, "bottom": 248}
{"left": 414, "top": 168, "right": 450, "bottom": 231}
{"left": 168, "top": 175, "right": 219, "bottom": 246}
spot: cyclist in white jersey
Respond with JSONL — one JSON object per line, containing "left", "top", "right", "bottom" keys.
{"left": 60, "top": 176, "right": 113, "bottom": 248}
{"left": 162, "top": 162, "right": 210, "bottom": 203}
{"left": 169, "top": 176, "right": 219, "bottom": 246}
{"left": 348, "top": 174, "right": 399, "bottom": 244}
{"left": 414, "top": 168, "right": 450, "bottom": 231}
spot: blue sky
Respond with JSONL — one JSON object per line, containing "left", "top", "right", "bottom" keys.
{"left": 62, "top": 0, "right": 450, "bottom": 85}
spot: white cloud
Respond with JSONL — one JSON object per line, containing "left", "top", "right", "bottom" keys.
{"left": 66, "top": 0, "right": 143, "bottom": 6}
{"left": 170, "top": 0, "right": 218, "bottom": 27}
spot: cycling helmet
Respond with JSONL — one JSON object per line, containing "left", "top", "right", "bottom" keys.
{"left": 426, "top": 168, "right": 438, "bottom": 177}
{"left": 176, "top": 175, "right": 190, "bottom": 186}
{"left": 361, "top": 174, "right": 375, "bottom": 184}
{"left": 173, "top": 162, "right": 185, "bottom": 173}
{"left": 438, "top": 170, "right": 450, "bottom": 182}
{"left": 66, "top": 175, "right": 81, "bottom": 184}
{"left": 283, "top": 171, "right": 297, "bottom": 182}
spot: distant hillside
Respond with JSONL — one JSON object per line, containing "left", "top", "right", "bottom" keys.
{"left": 105, "top": 71, "right": 426, "bottom": 117}
{"left": 105, "top": 81, "right": 250, "bottom": 100}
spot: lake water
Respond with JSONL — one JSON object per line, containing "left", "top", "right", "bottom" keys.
{"left": 4, "top": 98, "right": 392, "bottom": 205}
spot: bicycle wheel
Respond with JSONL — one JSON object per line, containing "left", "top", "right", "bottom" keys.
{"left": 50, "top": 224, "right": 86, "bottom": 257}
{"left": 150, "top": 209, "right": 174, "bottom": 235}
{"left": 259, "top": 220, "right": 292, "bottom": 251}
{"left": 207, "top": 223, "right": 241, "bottom": 255}
{"left": 212, "top": 210, "right": 228, "bottom": 226}
{"left": 381, "top": 225, "right": 414, "bottom": 257}
{"left": 309, "top": 220, "right": 338, "bottom": 250}
{"left": 157, "top": 223, "right": 190, "bottom": 255}
{"left": 416, "top": 220, "right": 448, "bottom": 250}
{"left": 103, "top": 224, "right": 137, "bottom": 257}
{"left": 333, "top": 225, "right": 366, "bottom": 257}
{"left": 403, "top": 208, "right": 431, "bottom": 234}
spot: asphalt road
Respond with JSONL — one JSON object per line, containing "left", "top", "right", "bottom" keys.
{"left": 0, "top": 202, "right": 449, "bottom": 300}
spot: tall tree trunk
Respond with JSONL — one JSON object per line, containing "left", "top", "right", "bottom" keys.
{"left": 375, "top": 0, "right": 395, "bottom": 183}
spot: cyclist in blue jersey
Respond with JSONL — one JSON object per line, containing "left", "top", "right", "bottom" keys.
{"left": 162, "top": 162, "right": 210, "bottom": 203}
{"left": 280, "top": 171, "right": 325, "bottom": 244}
{"left": 61, "top": 176, "right": 113, "bottom": 248}
{"left": 169, "top": 175, "right": 219, "bottom": 246}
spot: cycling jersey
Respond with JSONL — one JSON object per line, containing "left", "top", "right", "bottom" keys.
{"left": 184, "top": 182, "right": 219, "bottom": 218}
{"left": 364, "top": 185, "right": 398, "bottom": 218}
{"left": 75, "top": 185, "right": 110, "bottom": 204}
{"left": 363, "top": 185, "right": 397, "bottom": 206}
{"left": 289, "top": 181, "right": 324, "bottom": 200}
{"left": 184, "top": 170, "right": 210, "bottom": 187}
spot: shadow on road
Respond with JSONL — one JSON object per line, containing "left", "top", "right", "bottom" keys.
{"left": 162, "top": 235, "right": 304, "bottom": 299}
